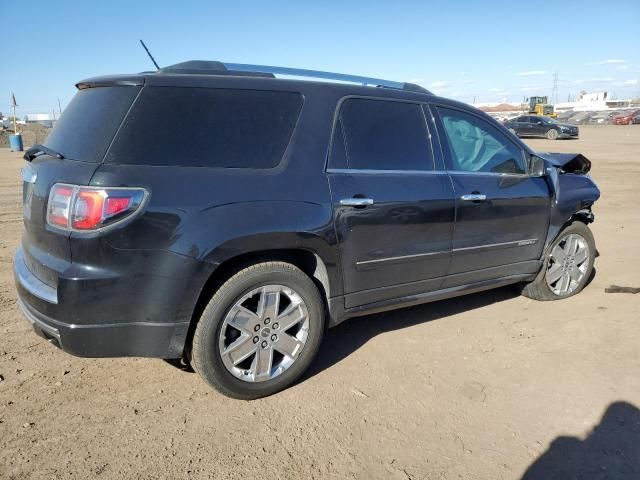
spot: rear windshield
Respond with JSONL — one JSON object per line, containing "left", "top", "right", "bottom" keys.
{"left": 44, "top": 86, "right": 140, "bottom": 162}
{"left": 105, "top": 87, "right": 303, "bottom": 168}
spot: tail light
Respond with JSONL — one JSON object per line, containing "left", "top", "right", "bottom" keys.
{"left": 47, "top": 184, "right": 148, "bottom": 231}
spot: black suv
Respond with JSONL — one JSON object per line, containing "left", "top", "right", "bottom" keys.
{"left": 14, "top": 61, "right": 600, "bottom": 399}
{"left": 505, "top": 115, "right": 579, "bottom": 140}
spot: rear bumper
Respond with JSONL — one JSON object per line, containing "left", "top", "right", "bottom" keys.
{"left": 13, "top": 247, "right": 202, "bottom": 358}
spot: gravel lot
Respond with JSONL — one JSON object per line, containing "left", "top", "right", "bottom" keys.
{"left": 1, "top": 125, "right": 639, "bottom": 479}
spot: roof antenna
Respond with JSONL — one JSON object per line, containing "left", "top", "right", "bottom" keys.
{"left": 139, "top": 39, "right": 160, "bottom": 70}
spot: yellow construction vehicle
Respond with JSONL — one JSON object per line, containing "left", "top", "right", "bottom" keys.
{"left": 527, "top": 96, "right": 557, "bottom": 118}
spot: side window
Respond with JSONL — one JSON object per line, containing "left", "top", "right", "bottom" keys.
{"left": 436, "top": 107, "right": 527, "bottom": 174}
{"left": 328, "top": 118, "right": 349, "bottom": 169}
{"left": 106, "top": 87, "right": 303, "bottom": 168}
{"left": 331, "top": 98, "right": 434, "bottom": 171}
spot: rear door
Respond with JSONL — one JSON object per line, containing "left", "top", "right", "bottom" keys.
{"left": 328, "top": 97, "right": 455, "bottom": 308}
{"left": 432, "top": 105, "right": 551, "bottom": 286}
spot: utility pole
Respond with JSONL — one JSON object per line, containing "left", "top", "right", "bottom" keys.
{"left": 552, "top": 70, "right": 559, "bottom": 105}
{"left": 57, "top": 98, "right": 62, "bottom": 115}
{"left": 11, "top": 93, "right": 17, "bottom": 133}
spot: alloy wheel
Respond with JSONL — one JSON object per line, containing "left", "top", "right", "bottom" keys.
{"left": 218, "top": 285, "right": 310, "bottom": 382}
{"left": 545, "top": 233, "right": 590, "bottom": 296}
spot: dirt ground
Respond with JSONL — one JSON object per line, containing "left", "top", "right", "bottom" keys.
{"left": 0, "top": 125, "right": 639, "bottom": 479}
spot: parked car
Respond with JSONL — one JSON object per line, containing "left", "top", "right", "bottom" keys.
{"left": 14, "top": 61, "right": 600, "bottom": 399}
{"left": 612, "top": 109, "right": 640, "bottom": 125}
{"left": 504, "top": 115, "right": 579, "bottom": 139}
{"left": 633, "top": 113, "right": 640, "bottom": 124}
{"left": 556, "top": 111, "right": 575, "bottom": 122}
{"left": 567, "top": 112, "right": 596, "bottom": 125}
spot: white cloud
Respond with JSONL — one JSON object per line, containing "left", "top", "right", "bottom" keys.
{"left": 519, "top": 86, "right": 536, "bottom": 92}
{"left": 617, "top": 65, "right": 629, "bottom": 71}
{"left": 594, "top": 59, "right": 626, "bottom": 65}
{"left": 516, "top": 70, "right": 547, "bottom": 76}
{"left": 429, "top": 81, "right": 450, "bottom": 89}
{"left": 570, "top": 77, "right": 615, "bottom": 84}
{"left": 462, "top": 79, "right": 475, "bottom": 85}
{"left": 612, "top": 79, "right": 638, "bottom": 87}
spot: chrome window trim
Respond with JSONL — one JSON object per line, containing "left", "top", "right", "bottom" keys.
{"left": 327, "top": 168, "right": 447, "bottom": 175}
{"left": 446, "top": 170, "right": 531, "bottom": 178}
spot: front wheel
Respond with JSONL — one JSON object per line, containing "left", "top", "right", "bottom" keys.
{"left": 546, "top": 128, "right": 560, "bottom": 140}
{"left": 192, "top": 261, "right": 325, "bottom": 399}
{"left": 521, "top": 222, "right": 595, "bottom": 301}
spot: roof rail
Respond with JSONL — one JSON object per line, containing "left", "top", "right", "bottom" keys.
{"left": 157, "top": 60, "right": 432, "bottom": 95}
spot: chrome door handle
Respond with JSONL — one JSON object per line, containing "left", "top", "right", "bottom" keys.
{"left": 460, "top": 194, "right": 487, "bottom": 202}
{"left": 340, "top": 198, "right": 374, "bottom": 207}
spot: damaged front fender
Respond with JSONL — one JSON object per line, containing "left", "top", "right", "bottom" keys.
{"left": 539, "top": 152, "right": 600, "bottom": 250}
{"left": 538, "top": 152, "right": 592, "bottom": 174}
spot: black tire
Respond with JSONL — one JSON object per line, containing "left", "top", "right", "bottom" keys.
{"left": 521, "top": 222, "right": 595, "bottom": 301}
{"left": 192, "top": 261, "right": 325, "bottom": 399}
{"left": 546, "top": 128, "right": 559, "bottom": 140}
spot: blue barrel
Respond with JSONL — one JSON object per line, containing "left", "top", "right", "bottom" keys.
{"left": 9, "top": 134, "right": 24, "bottom": 152}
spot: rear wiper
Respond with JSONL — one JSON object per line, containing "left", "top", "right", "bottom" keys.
{"left": 24, "top": 144, "right": 65, "bottom": 161}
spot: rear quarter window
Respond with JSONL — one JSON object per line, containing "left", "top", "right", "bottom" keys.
{"left": 44, "top": 86, "right": 141, "bottom": 163}
{"left": 105, "top": 87, "right": 303, "bottom": 168}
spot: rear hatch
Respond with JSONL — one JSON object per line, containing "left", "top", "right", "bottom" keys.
{"left": 21, "top": 85, "right": 141, "bottom": 287}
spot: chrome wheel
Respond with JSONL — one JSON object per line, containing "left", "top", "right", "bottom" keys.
{"left": 218, "top": 285, "right": 310, "bottom": 383}
{"left": 545, "top": 233, "right": 590, "bottom": 296}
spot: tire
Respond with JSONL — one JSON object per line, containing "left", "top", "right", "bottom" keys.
{"left": 546, "top": 128, "right": 559, "bottom": 140}
{"left": 521, "top": 222, "right": 595, "bottom": 301}
{"left": 192, "top": 261, "right": 325, "bottom": 399}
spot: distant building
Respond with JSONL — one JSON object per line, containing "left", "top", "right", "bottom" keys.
{"left": 555, "top": 92, "right": 631, "bottom": 112}
{"left": 24, "top": 113, "right": 57, "bottom": 128}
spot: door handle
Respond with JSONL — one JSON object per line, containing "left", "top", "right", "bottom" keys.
{"left": 460, "top": 194, "right": 487, "bottom": 202}
{"left": 340, "top": 197, "right": 374, "bottom": 207}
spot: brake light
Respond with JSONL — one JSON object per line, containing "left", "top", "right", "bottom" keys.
{"left": 47, "top": 184, "right": 147, "bottom": 231}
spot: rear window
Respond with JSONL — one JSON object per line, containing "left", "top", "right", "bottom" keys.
{"left": 105, "top": 87, "right": 303, "bottom": 168}
{"left": 44, "top": 86, "right": 140, "bottom": 162}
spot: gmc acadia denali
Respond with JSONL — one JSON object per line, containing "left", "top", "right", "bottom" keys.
{"left": 14, "top": 61, "right": 600, "bottom": 398}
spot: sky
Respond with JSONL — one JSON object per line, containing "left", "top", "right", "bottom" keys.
{"left": 2, "top": 0, "right": 639, "bottom": 116}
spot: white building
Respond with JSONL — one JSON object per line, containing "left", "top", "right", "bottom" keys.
{"left": 555, "top": 92, "right": 631, "bottom": 112}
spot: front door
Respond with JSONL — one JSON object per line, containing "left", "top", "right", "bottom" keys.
{"left": 432, "top": 105, "right": 551, "bottom": 286}
{"left": 328, "top": 97, "right": 455, "bottom": 308}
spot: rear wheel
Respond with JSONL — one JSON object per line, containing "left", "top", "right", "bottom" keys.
{"left": 192, "top": 261, "right": 325, "bottom": 399}
{"left": 546, "top": 128, "right": 559, "bottom": 140}
{"left": 521, "top": 222, "right": 595, "bottom": 301}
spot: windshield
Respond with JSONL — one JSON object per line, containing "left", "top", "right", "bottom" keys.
{"left": 45, "top": 86, "right": 140, "bottom": 162}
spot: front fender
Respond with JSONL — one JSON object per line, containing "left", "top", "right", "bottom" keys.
{"left": 544, "top": 172, "right": 600, "bottom": 248}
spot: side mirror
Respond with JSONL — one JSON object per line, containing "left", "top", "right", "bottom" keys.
{"left": 529, "top": 155, "right": 546, "bottom": 177}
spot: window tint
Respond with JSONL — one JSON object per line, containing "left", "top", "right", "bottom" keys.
{"left": 335, "top": 98, "right": 433, "bottom": 170}
{"left": 437, "top": 107, "right": 526, "bottom": 174}
{"left": 106, "top": 87, "right": 303, "bottom": 168}
{"left": 45, "top": 86, "right": 141, "bottom": 162}
{"left": 328, "top": 119, "right": 349, "bottom": 169}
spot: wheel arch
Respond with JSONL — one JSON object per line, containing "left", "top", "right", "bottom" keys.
{"left": 183, "top": 245, "right": 337, "bottom": 359}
